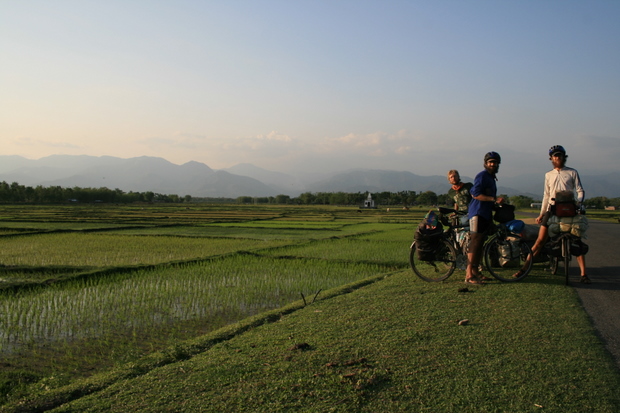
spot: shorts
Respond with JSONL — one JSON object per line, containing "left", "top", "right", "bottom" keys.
{"left": 469, "top": 215, "right": 492, "bottom": 234}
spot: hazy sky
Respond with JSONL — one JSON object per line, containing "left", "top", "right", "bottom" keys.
{"left": 2, "top": 0, "right": 620, "bottom": 178}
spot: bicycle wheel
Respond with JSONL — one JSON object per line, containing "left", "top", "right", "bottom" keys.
{"left": 563, "top": 237, "right": 570, "bottom": 286}
{"left": 409, "top": 239, "right": 457, "bottom": 282}
{"left": 484, "top": 236, "right": 533, "bottom": 282}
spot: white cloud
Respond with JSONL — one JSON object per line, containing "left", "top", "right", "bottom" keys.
{"left": 12, "top": 137, "right": 83, "bottom": 150}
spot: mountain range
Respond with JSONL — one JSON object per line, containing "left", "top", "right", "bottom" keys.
{"left": 1, "top": 155, "right": 618, "bottom": 200}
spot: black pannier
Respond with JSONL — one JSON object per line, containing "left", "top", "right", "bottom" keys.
{"left": 570, "top": 239, "right": 589, "bottom": 257}
{"left": 493, "top": 203, "right": 515, "bottom": 223}
{"left": 414, "top": 214, "right": 444, "bottom": 261}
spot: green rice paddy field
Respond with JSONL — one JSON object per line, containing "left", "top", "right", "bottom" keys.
{"left": 0, "top": 204, "right": 417, "bottom": 405}
{"left": 1, "top": 204, "right": 619, "bottom": 412}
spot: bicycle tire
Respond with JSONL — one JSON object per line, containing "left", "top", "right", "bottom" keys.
{"left": 409, "top": 239, "right": 457, "bottom": 282}
{"left": 563, "top": 237, "right": 570, "bottom": 286}
{"left": 483, "top": 236, "right": 533, "bottom": 282}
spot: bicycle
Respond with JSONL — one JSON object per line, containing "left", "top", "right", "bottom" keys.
{"left": 544, "top": 220, "right": 589, "bottom": 286}
{"left": 409, "top": 207, "right": 470, "bottom": 282}
{"left": 410, "top": 207, "right": 535, "bottom": 283}
{"left": 482, "top": 220, "right": 534, "bottom": 282}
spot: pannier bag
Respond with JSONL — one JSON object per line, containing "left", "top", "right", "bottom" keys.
{"left": 545, "top": 239, "right": 563, "bottom": 257}
{"left": 552, "top": 190, "right": 577, "bottom": 218}
{"left": 414, "top": 210, "right": 443, "bottom": 261}
{"left": 497, "top": 237, "right": 521, "bottom": 267}
{"left": 548, "top": 215, "right": 588, "bottom": 239}
{"left": 456, "top": 229, "right": 470, "bottom": 253}
{"left": 520, "top": 224, "right": 540, "bottom": 241}
{"left": 493, "top": 203, "right": 515, "bottom": 223}
{"left": 570, "top": 239, "right": 589, "bottom": 257}
{"left": 504, "top": 219, "right": 525, "bottom": 234}
{"left": 554, "top": 202, "right": 577, "bottom": 217}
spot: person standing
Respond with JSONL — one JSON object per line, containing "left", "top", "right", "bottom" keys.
{"left": 530, "top": 145, "right": 590, "bottom": 283}
{"left": 466, "top": 152, "right": 502, "bottom": 285}
{"left": 447, "top": 170, "right": 473, "bottom": 213}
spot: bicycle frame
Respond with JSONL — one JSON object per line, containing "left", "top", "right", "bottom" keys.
{"left": 544, "top": 208, "right": 587, "bottom": 285}
{"left": 439, "top": 207, "right": 469, "bottom": 268}
{"left": 548, "top": 232, "right": 580, "bottom": 285}
{"left": 482, "top": 221, "right": 533, "bottom": 282}
{"left": 409, "top": 207, "right": 469, "bottom": 282}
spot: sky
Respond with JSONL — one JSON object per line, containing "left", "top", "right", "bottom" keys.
{"left": 2, "top": 0, "right": 620, "bottom": 179}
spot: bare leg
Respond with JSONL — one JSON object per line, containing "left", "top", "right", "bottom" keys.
{"left": 466, "top": 232, "right": 484, "bottom": 282}
{"left": 577, "top": 255, "right": 587, "bottom": 276}
{"left": 577, "top": 255, "right": 591, "bottom": 283}
{"left": 530, "top": 226, "right": 549, "bottom": 257}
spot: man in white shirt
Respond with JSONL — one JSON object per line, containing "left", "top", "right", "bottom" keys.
{"left": 530, "top": 145, "right": 590, "bottom": 283}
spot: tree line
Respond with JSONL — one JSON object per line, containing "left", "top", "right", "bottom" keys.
{"left": 2, "top": 180, "right": 617, "bottom": 208}
{"left": 0, "top": 181, "right": 192, "bottom": 204}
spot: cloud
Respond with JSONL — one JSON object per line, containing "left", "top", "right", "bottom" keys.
{"left": 213, "top": 132, "right": 296, "bottom": 157}
{"left": 319, "top": 130, "right": 422, "bottom": 157}
{"left": 129, "top": 129, "right": 620, "bottom": 178}
{"left": 139, "top": 133, "right": 209, "bottom": 149}
{"left": 12, "top": 137, "right": 82, "bottom": 150}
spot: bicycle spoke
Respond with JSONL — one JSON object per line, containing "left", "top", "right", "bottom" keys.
{"left": 410, "top": 239, "right": 457, "bottom": 282}
{"left": 484, "top": 236, "right": 533, "bottom": 282}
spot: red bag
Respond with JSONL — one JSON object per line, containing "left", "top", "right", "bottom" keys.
{"left": 554, "top": 202, "right": 577, "bottom": 217}
{"left": 553, "top": 190, "right": 577, "bottom": 217}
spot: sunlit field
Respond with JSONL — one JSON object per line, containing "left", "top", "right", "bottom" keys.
{"left": 0, "top": 204, "right": 422, "bottom": 403}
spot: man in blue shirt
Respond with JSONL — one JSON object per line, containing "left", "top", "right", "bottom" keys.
{"left": 466, "top": 151, "right": 502, "bottom": 285}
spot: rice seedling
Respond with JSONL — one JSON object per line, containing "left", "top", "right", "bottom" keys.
{"left": 0, "top": 255, "right": 389, "bottom": 357}
{"left": 0, "top": 233, "right": 292, "bottom": 267}
{"left": 351, "top": 226, "right": 413, "bottom": 242}
{"left": 106, "top": 226, "right": 345, "bottom": 240}
{"left": 261, "top": 237, "right": 410, "bottom": 266}
{"left": 0, "top": 203, "right": 418, "bottom": 402}
{"left": 210, "top": 221, "right": 344, "bottom": 228}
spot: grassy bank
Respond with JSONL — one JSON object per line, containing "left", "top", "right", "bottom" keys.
{"left": 4, "top": 267, "right": 620, "bottom": 412}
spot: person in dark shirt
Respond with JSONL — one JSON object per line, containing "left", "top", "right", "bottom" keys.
{"left": 466, "top": 152, "right": 502, "bottom": 285}
{"left": 447, "top": 169, "right": 473, "bottom": 214}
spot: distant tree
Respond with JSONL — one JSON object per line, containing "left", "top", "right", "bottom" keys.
{"left": 436, "top": 193, "right": 451, "bottom": 206}
{"left": 297, "top": 192, "right": 315, "bottom": 205}
{"left": 236, "top": 196, "right": 253, "bottom": 204}
{"left": 275, "top": 194, "right": 290, "bottom": 204}
{"left": 404, "top": 191, "right": 417, "bottom": 206}
{"left": 378, "top": 191, "right": 392, "bottom": 205}
{"left": 510, "top": 195, "right": 534, "bottom": 209}
{"left": 584, "top": 197, "right": 607, "bottom": 209}
{"left": 416, "top": 191, "right": 438, "bottom": 206}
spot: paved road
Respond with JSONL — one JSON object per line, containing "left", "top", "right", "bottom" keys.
{"left": 571, "top": 219, "right": 620, "bottom": 370}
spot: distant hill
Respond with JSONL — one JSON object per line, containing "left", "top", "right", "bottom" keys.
{"left": 302, "top": 169, "right": 540, "bottom": 199}
{"left": 0, "top": 155, "right": 277, "bottom": 198}
{"left": 305, "top": 169, "right": 448, "bottom": 193}
{"left": 223, "top": 163, "right": 306, "bottom": 194}
{"left": 1, "top": 155, "right": 618, "bottom": 199}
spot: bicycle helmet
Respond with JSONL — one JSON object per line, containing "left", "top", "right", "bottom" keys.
{"left": 423, "top": 210, "right": 438, "bottom": 227}
{"left": 549, "top": 145, "right": 566, "bottom": 157}
{"left": 484, "top": 151, "right": 501, "bottom": 163}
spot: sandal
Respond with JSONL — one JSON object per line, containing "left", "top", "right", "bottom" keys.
{"left": 580, "top": 275, "right": 591, "bottom": 284}
{"left": 512, "top": 269, "right": 526, "bottom": 278}
{"left": 465, "top": 277, "right": 484, "bottom": 285}
{"left": 478, "top": 275, "right": 492, "bottom": 281}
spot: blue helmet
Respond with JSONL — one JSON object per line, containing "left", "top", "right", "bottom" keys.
{"left": 484, "top": 151, "right": 501, "bottom": 163}
{"left": 549, "top": 145, "right": 566, "bottom": 157}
